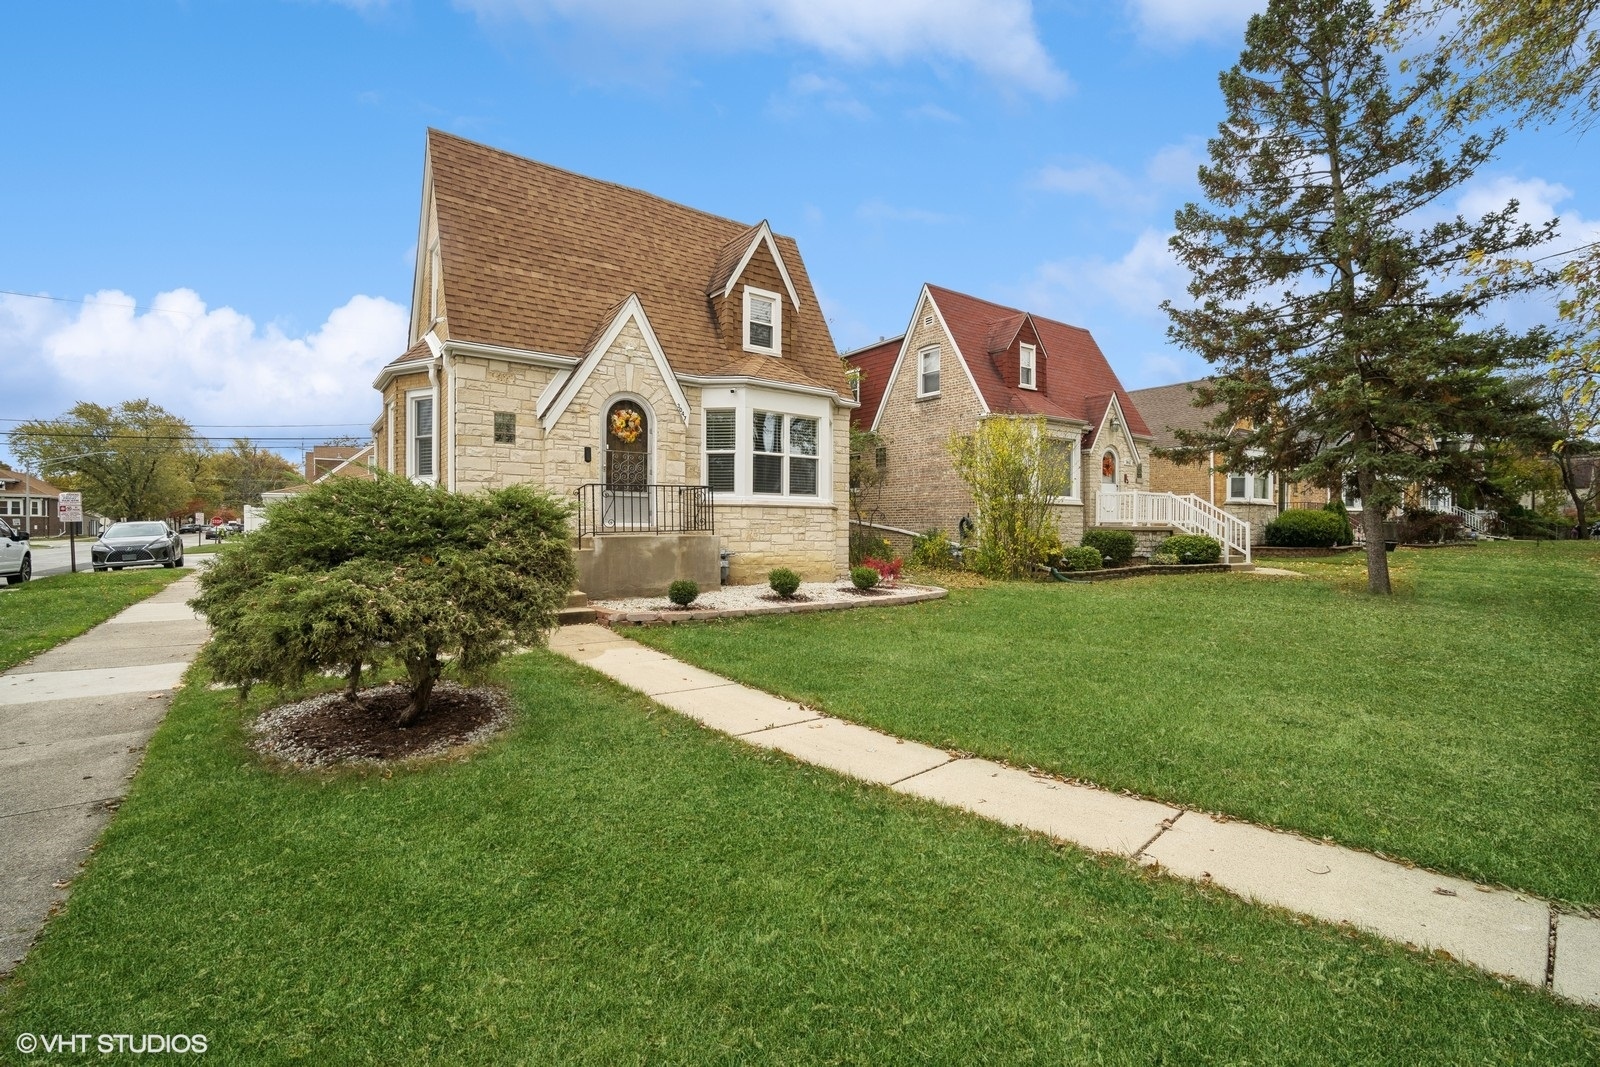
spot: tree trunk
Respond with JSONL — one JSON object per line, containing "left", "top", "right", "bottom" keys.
{"left": 398, "top": 652, "right": 438, "bottom": 727}
{"left": 1556, "top": 453, "right": 1590, "bottom": 539}
{"left": 345, "top": 659, "right": 363, "bottom": 703}
{"left": 1357, "top": 466, "right": 1392, "bottom": 595}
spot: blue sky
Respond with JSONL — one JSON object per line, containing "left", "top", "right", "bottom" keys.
{"left": 2, "top": 0, "right": 1594, "bottom": 461}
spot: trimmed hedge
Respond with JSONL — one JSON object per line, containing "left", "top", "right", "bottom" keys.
{"left": 1265, "top": 509, "right": 1345, "bottom": 548}
{"left": 1082, "top": 528, "right": 1136, "bottom": 566}
{"left": 850, "top": 566, "right": 880, "bottom": 590}
{"left": 768, "top": 568, "right": 801, "bottom": 598}
{"left": 1161, "top": 534, "right": 1222, "bottom": 564}
{"left": 1058, "top": 546, "right": 1102, "bottom": 572}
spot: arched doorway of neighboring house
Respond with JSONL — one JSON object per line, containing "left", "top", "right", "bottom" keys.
{"left": 603, "top": 399, "right": 651, "bottom": 529}
{"left": 1097, "top": 449, "right": 1121, "bottom": 523}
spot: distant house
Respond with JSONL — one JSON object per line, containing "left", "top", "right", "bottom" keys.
{"left": 1125, "top": 379, "right": 1335, "bottom": 543}
{"left": 845, "top": 284, "right": 1155, "bottom": 549}
{"left": 304, "top": 444, "right": 367, "bottom": 481}
{"left": 247, "top": 444, "right": 375, "bottom": 532}
{"left": 368, "top": 131, "right": 853, "bottom": 595}
{"left": 0, "top": 469, "right": 65, "bottom": 538}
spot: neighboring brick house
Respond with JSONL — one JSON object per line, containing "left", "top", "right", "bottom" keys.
{"left": 1127, "top": 378, "right": 1337, "bottom": 542}
{"left": 846, "top": 284, "right": 1154, "bottom": 548}
{"left": 370, "top": 131, "right": 852, "bottom": 594}
{"left": 304, "top": 444, "right": 367, "bottom": 481}
{"left": 0, "top": 469, "right": 65, "bottom": 538}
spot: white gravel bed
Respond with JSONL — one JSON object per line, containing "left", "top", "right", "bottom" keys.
{"left": 593, "top": 581, "right": 933, "bottom": 613}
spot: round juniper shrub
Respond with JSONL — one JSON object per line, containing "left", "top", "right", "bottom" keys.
{"left": 1058, "top": 546, "right": 1103, "bottom": 572}
{"left": 1264, "top": 509, "right": 1345, "bottom": 548}
{"left": 667, "top": 579, "right": 699, "bottom": 607}
{"left": 1082, "top": 528, "right": 1136, "bottom": 566}
{"left": 768, "top": 567, "right": 801, "bottom": 598}
{"left": 1161, "top": 534, "right": 1222, "bottom": 564}
{"left": 850, "top": 565, "right": 880, "bottom": 590}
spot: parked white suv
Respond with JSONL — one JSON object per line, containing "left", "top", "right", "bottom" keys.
{"left": 0, "top": 517, "right": 30, "bottom": 585}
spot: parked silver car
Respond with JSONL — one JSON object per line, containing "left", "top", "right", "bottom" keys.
{"left": 0, "top": 517, "right": 29, "bottom": 584}
{"left": 92, "top": 521, "right": 184, "bottom": 571}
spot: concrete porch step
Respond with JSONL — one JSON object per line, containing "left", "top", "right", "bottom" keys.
{"left": 558, "top": 590, "right": 597, "bottom": 626}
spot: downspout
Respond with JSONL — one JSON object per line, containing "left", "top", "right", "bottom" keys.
{"left": 446, "top": 348, "right": 457, "bottom": 492}
{"left": 1208, "top": 450, "right": 1216, "bottom": 507}
{"left": 386, "top": 400, "right": 395, "bottom": 474}
{"left": 427, "top": 357, "right": 439, "bottom": 484}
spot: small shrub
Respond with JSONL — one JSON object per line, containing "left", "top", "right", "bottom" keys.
{"left": 1057, "top": 546, "right": 1102, "bottom": 572}
{"left": 849, "top": 528, "right": 892, "bottom": 566}
{"left": 1398, "top": 508, "right": 1465, "bottom": 544}
{"left": 1150, "top": 550, "right": 1179, "bottom": 566}
{"left": 1322, "top": 499, "right": 1354, "bottom": 545}
{"left": 1265, "top": 508, "right": 1345, "bottom": 548}
{"left": 911, "top": 529, "right": 953, "bottom": 569}
{"left": 1161, "top": 534, "right": 1222, "bottom": 564}
{"left": 860, "top": 555, "right": 903, "bottom": 586}
{"left": 667, "top": 579, "right": 699, "bottom": 607}
{"left": 768, "top": 567, "right": 801, "bottom": 598}
{"left": 850, "top": 565, "right": 880, "bottom": 590}
{"left": 1082, "top": 528, "right": 1136, "bottom": 566}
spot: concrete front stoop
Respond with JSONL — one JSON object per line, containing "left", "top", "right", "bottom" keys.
{"left": 557, "top": 590, "right": 597, "bottom": 627}
{"left": 549, "top": 623, "right": 1600, "bottom": 1008}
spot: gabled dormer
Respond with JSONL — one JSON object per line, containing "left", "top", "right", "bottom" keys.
{"left": 706, "top": 220, "right": 802, "bottom": 360}
{"left": 988, "top": 313, "right": 1047, "bottom": 394}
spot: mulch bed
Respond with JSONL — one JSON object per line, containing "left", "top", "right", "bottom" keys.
{"left": 249, "top": 682, "right": 512, "bottom": 769}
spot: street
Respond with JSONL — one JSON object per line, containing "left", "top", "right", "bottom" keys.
{"left": 1, "top": 535, "right": 209, "bottom": 584}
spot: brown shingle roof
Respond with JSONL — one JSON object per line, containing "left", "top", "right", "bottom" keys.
{"left": 424, "top": 130, "right": 848, "bottom": 399}
{"left": 1124, "top": 379, "right": 1215, "bottom": 451}
{"left": 0, "top": 469, "right": 63, "bottom": 496}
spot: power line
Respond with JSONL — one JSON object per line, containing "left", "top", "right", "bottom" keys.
{"left": 0, "top": 288, "right": 201, "bottom": 319}
{"left": 5, "top": 430, "right": 366, "bottom": 444}
{"left": 0, "top": 418, "right": 371, "bottom": 428}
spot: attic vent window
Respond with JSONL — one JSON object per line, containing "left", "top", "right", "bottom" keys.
{"left": 1019, "top": 343, "right": 1036, "bottom": 390}
{"left": 743, "top": 286, "right": 782, "bottom": 356}
{"left": 923, "top": 314, "right": 934, "bottom": 327}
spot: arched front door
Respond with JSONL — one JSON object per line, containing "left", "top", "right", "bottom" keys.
{"left": 603, "top": 399, "right": 651, "bottom": 529}
{"left": 1097, "top": 450, "right": 1121, "bottom": 523}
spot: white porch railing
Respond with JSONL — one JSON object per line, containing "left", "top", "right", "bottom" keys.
{"left": 1448, "top": 504, "right": 1498, "bottom": 538}
{"left": 1097, "top": 489, "right": 1252, "bottom": 563}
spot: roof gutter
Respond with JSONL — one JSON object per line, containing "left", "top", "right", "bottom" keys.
{"left": 676, "top": 373, "right": 857, "bottom": 407}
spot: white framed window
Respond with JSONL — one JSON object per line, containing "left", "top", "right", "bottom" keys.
{"left": 30, "top": 498, "right": 43, "bottom": 516}
{"left": 918, "top": 345, "right": 941, "bottom": 397}
{"left": 408, "top": 389, "right": 436, "bottom": 482}
{"left": 743, "top": 286, "right": 782, "bottom": 355}
{"left": 1044, "top": 435, "right": 1079, "bottom": 501}
{"left": 5, "top": 500, "right": 18, "bottom": 516}
{"left": 1343, "top": 477, "right": 1363, "bottom": 511}
{"left": 1227, "top": 469, "right": 1273, "bottom": 503}
{"left": 704, "top": 409, "right": 736, "bottom": 493}
{"left": 1019, "top": 343, "right": 1036, "bottom": 390}
{"left": 751, "top": 411, "right": 819, "bottom": 497}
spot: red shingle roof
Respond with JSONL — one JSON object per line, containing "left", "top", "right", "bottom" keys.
{"left": 923, "top": 285, "right": 1151, "bottom": 437}
{"left": 842, "top": 337, "right": 903, "bottom": 430}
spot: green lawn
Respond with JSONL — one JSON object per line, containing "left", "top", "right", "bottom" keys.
{"left": 634, "top": 541, "right": 1600, "bottom": 907}
{"left": 0, "top": 569, "right": 187, "bottom": 672}
{"left": 1, "top": 653, "right": 1595, "bottom": 1062}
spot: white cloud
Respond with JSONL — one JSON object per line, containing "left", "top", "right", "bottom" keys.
{"left": 1455, "top": 175, "right": 1600, "bottom": 255}
{"left": 1030, "top": 139, "right": 1204, "bottom": 211}
{"left": 457, "top": 0, "right": 1069, "bottom": 95}
{"left": 1126, "top": 0, "right": 1262, "bottom": 45}
{"left": 856, "top": 198, "right": 959, "bottom": 225}
{"left": 906, "top": 103, "right": 962, "bottom": 123}
{"left": 1020, "top": 228, "right": 1186, "bottom": 322}
{"left": 769, "top": 73, "right": 873, "bottom": 121}
{"left": 1, "top": 288, "right": 407, "bottom": 438}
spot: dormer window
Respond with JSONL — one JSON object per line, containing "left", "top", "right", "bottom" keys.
{"left": 743, "top": 286, "right": 781, "bottom": 355}
{"left": 1019, "top": 343, "right": 1036, "bottom": 390}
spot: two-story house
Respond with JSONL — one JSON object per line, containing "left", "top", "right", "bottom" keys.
{"left": 846, "top": 284, "right": 1155, "bottom": 549}
{"left": 370, "top": 131, "right": 853, "bottom": 596}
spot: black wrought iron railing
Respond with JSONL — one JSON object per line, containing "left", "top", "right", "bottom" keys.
{"left": 574, "top": 483, "right": 714, "bottom": 545}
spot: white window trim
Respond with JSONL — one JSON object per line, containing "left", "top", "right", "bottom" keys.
{"left": 1225, "top": 469, "right": 1274, "bottom": 504}
{"left": 1019, "top": 343, "right": 1037, "bottom": 390}
{"left": 1047, "top": 434, "right": 1081, "bottom": 504}
{"left": 742, "top": 285, "right": 782, "bottom": 356}
{"left": 750, "top": 411, "right": 821, "bottom": 499}
{"left": 698, "top": 385, "right": 833, "bottom": 504}
{"left": 428, "top": 241, "right": 442, "bottom": 324}
{"left": 917, "top": 344, "right": 941, "bottom": 399}
{"left": 703, "top": 408, "right": 737, "bottom": 494}
{"left": 406, "top": 387, "right": 438, "bottom": 484}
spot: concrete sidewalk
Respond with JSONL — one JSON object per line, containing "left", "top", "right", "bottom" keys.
{"left": 0, "top": 574, "right": 208, "bottom": 976}
{"left": 551, "top": 623, "right": 1600, "bottom": 1007}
